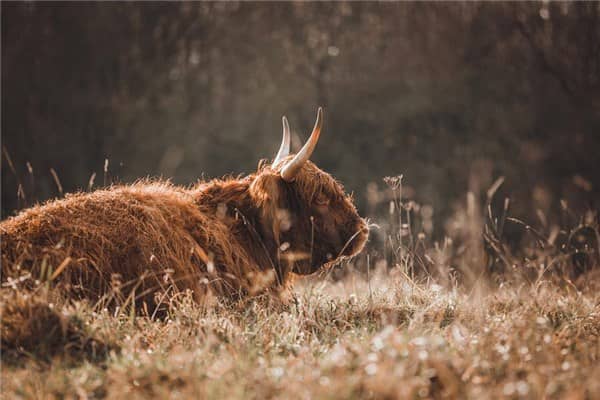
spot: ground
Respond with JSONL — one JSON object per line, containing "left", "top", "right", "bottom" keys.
{"left": 1, "top": 265, "right": 599, "bottom": 400}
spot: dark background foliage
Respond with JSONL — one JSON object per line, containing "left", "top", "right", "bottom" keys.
{"left": 2, "top": 2, "right": 599, "bottom": 236}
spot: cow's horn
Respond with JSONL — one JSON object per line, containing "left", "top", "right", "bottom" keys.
{"left": 273, "top": 116, "right": 291, "bottom": 167}
{"left": 281, "top": 107, "right": 323, "bottom": 182}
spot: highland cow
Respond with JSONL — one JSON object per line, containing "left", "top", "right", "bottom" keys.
{"left": 1, "top": 108, "right": 368, "bottom": 308}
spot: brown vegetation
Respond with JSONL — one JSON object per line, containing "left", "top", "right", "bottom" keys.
{"left": 0, "top": 290, "right": 116, "bottom": 365}
{"left": 1, "top": 267, "right": 599, "bottom": 399}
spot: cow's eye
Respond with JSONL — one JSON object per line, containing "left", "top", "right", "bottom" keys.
{"left": 315, "top": 194, "right": 330, "bottom": 206}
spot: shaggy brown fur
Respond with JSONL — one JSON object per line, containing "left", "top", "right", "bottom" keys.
{"left": 1, "top": 159, "right": 368, "bottom": 309}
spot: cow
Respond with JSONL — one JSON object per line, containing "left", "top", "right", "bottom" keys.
{"left": 0, "top": 108, "right": 369, "bottom": 309}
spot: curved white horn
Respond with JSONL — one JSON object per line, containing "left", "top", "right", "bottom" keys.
{"left": 281, "top": 107, "right": 323, "bottom": 182}
{"left": 273, "top": 116, "right": 291, "bottom": 167}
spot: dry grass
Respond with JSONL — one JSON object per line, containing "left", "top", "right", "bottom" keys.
{"left": 1, "top": 289, "right": 118, "bottom": 367}
{"left": 1, "top": 266, "right": 599, "bottom": 399}
{"left": 2, "top": 175, "right": 599, "bottom": 399}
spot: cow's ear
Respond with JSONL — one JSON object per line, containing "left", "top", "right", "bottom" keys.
{"left": 249, "top": 173, "right": 289, "bottom": 244}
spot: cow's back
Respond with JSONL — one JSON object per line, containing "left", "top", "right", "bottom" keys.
{"left": 1, "top": 183, "right": 211, "bottom": 307}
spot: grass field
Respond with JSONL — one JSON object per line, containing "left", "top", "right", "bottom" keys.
{"left": 1, "top": 177, "right": 599, "bottom": 399}
{"left": 2, "top": 264, "right": 599, "bottom": 399}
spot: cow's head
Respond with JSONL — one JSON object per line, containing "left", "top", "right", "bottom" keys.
{"left": 250, "top": 108, "right": 368, "bottom": 275}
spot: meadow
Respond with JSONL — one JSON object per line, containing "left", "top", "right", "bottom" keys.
{"left": 2, "top": 178, "right": 599, "bottom": 399}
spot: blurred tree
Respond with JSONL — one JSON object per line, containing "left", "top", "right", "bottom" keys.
{"left": 2, "top": 2, "right": 599, "bottom": 238}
